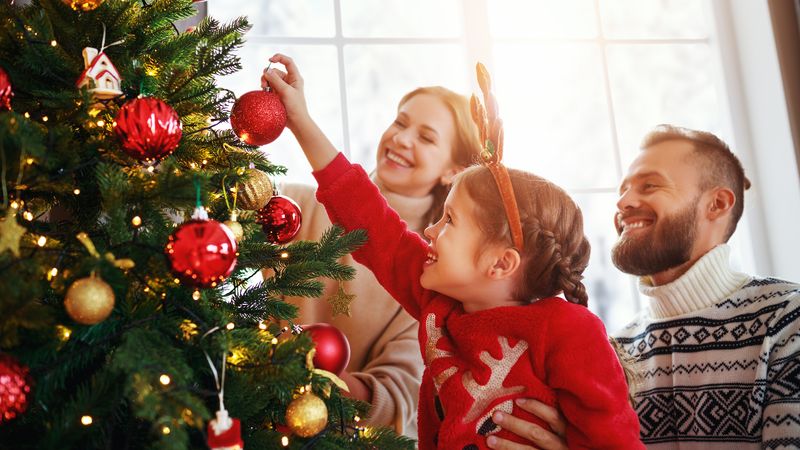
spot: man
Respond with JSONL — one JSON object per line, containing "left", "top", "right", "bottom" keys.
{"left": 486, "top": 125, "right": 800, "bottom": 449}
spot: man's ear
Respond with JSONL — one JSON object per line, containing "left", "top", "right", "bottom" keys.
{"left": 488, "top": 247, "right": 521, "bottom": 279}
{"left": 707, "top": 187, "right": 735, "bottom": 220}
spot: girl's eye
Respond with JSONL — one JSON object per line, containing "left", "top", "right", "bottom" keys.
{"left": 420, "top": 135, "right": 435, "bottom": 144}
{"left": 394, "top": 120, "right": 406, "bottom": 128}
{"left": 643, "top": 183, "right": 657, "bottom": 190}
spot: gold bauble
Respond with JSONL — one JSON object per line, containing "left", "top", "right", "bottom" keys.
{"left": 62, "top": 0, "right": 105, "bottom": 11}
{"left": 223, "top": 219, "right": 244, "bottom": 242}
{"left": 64, "top": 275, "right": 115, "bottom": 325}
{"left": 285, "top": 392, "right": 328, "bottom": 437}
{"left": 236, "top": 169, "right": 273, "bottom": 211}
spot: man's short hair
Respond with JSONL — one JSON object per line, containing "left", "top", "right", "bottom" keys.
{"left": 641, "top": 124, "right": 751, "bottom": 241}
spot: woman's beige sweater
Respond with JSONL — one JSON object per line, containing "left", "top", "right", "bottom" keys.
{"left": 280, "top": 182, "right": 426, "bottom": 438}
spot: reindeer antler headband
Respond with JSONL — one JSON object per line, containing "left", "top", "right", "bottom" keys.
{"left": 470, "top": 63, "right": 524, "bottom": 250}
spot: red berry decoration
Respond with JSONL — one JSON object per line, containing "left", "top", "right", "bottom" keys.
{"left": 165, "top": 209, "right": 238, "bottom": 288}
{"left": 0, "top": 353, "right": 31, "bottom": 423}
{"left": 0, "top": 67, "right": 13, "bottom": 111}
{"left": 303, "top": 323, "right": 350, "bottom": 374}
{"left": 256, "top": 195, "right": 302, "bottom": 244}
{"left": 230, "top": 89, "right": 286, "bottom": 146}
{"left": 113, "top": 97, "right": 182, "bottom": 162}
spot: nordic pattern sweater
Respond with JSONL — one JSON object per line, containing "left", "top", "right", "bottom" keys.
{"left": 314, "top": 153, "right": 643, "bottom": 449}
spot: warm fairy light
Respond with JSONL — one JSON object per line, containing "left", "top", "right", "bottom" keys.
{"left": 22, "top": 211, "right": 33, "bottom": 221}
{"left": 161, "top": 293, "right": 166, "bottom": 299}
{"left": 159, "top": 374, "right": 171, "bottom": 385}
{"left": 10, "top": 201, "right": 19, "bottom": 209}
{"left": 96, "top": 120, "right": 105, "bottom": 127}
{"left": 354, "top": 415, "right": 361, "bottom": 422}
{"left": 56, "top": 324, "right": 71, "bottom": 341}
{"left": 173, "top": 278, "right": 180, "bottom": 284}
{"left": 192, "top": 290, "right": 201, "bottom": 301}
{"left": 50, "top": 40, "right": 57, "bottom": 47}
{"left": 147, "top": 166, "right": 155, "bottom": 173}
{"left": 23, "top": 112, "right": 30, "bottom": 119}
{"left": 48, "top": 267, "right": 58, "bottom": 279}
{"left": 37, "top": 236, "right": 47, "bottom": 247}
{"left": 131, "top": 216, "right": 142, "bottom": 227}
{"left": 42, "top": 116, "right": 49, "bottom": 122}
{"left": 282, "top": 326, "right": 289, "bottom": 332}
{"left": 299, "top": 385, "right": 306, "bottom": 394}
{"left": 281, "top": 436, "right": 289, "bottom": 446}
{"left": 80, "top": 415, "right": 93, "bottom": 426}
{"left": 189, "top": 162, "right": 197, "bottom": 169}
{"left": 143, "top": 286, "right": 150, "bottom": 293}
{"left": 201, "top": 159, "right": 208, "bottom": 165}
{"left": 258, "top": 321, "right": 267, "bottom": 330}
{"left": 162, "top": 426, "right": 171, "bottom": 435}
{"left": 226, "top": 322, "right": 235, "bottom": 330}
{"left": 25, "top": 157, "right": 34, "bottom": 165}
{"left": 270, "top": 337, "right": 278, "bottom": 345}
{"left": 280, "top": 252, "right": 289, "bottom": 259}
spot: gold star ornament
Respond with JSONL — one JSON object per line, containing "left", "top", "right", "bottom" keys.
{"left": 0, "top": 210, "right": 26, "bottom": 257}
{"left": 328, "top": 284, "right": 355, "bottom": 317}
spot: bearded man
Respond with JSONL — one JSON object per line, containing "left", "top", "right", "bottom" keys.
{"left": 485, "top": 125, "right": 800, "bottom": 450}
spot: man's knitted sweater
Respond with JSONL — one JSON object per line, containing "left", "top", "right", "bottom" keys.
{"left": 314, "top": 153, "right": 643, "bottom": 449}
{"left": 614, "top": 245, "right": 800, "bottom": 449}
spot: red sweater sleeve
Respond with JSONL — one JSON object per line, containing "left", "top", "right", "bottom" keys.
{"left": 542, "top": 303, "right": 644, "bottom": 449}
{"left": 313, "top": 153, "right": 430, "bottom": 319}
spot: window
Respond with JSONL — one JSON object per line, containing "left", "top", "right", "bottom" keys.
{"left": 209, "top": 0, "right": 761, "bottom": 332}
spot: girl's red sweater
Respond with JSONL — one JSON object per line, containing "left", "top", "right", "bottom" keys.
{"left": 314, "top": 153, "right": 643, "bottom": 449}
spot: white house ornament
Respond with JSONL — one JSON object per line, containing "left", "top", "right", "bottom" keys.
{"left": 76, "top": 47, "right": 122, "bottom": 100}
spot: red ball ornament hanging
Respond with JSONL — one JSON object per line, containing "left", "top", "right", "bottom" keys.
{"left": 256, "top": 195, "right": 302, "bottom": 244}
{"left": 165, "top": 208, "right": 238, "bottom": 289}
{"left": 303, "top": 323, "right": 350, "bottom": 374}
{"left": 230, "top": 89, "right": 286, "bottom": 146}
{"left": 0, "top": 67, "right": 13, "bottom": 111}
{"left": 113, "top": 96, "right": 182, "bottom": 162}
{"left": 0, "top": 353, "right": 32, "bottom": 423}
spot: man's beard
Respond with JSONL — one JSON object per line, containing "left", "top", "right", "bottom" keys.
{"left": 611, "top": 202, "right": 698, "bottom": 276}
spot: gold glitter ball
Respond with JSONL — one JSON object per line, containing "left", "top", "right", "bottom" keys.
{"left": 285, "top": 392, "right": 328, "bottom": 437}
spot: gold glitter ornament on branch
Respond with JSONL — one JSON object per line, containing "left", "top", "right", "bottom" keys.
{"left": 236, "top": 169, "right": 272, "bottom": 211}
{"left": 285, "top": 391, "right": 328, "bottom": 437}
{"left": 62, "top": 0, "right": 104, "bottom": 11}
{"left": 64, "top": 274, "right": 115, "bottom": 325}
{"left": 222, "top": 212, "right": 244, "bottom": 242}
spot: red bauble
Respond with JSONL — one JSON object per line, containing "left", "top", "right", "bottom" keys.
{"left": 230, "top": 89, "right": 286, "bottom": 146}
{"left": 114, "top": 97, "right": 182, "bottom": 162}
{"left": 0, "top": 353, "right": 31, "bottom": 423}
{"left": 256, "top": 195, "right": 302, "bottom": 244}
{"left": 303, "top": 323, "right": 350, "bottom": 374}
{"left": 0, "top": 67, "right": 12, "bottom": 111}
{"left": 165, "top": 219, "right": 238, "bottom": 288}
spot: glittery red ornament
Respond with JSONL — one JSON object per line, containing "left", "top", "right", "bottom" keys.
{"left": 0, "top": 353, "right": 31, "bottom": 423}
{"left": 230, "top": 89, "right": 286, "bottom": 146}
{"left": 113, "top": 97, "right": 182, "bottom": 162}
{"left": 256, "top": 195, "right": 302, "bottom": 244}
{"left": 165, "top": 214, "right": 238, "bottom": 288}
{"left": 0, "top": 68, "right": 13, "bottom": 111}
{"left": 303, "top": 323, "right": 350, "bottom": 374}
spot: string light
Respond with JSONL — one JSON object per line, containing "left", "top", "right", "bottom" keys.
{"left": 80, "top": 415, "right": 93, "bottom": 426}
{"left": 9, "top": 201, "right": 19, "bottom": 209}
{"left": 48, "top": 267, "right": 58, "bottom": 280}
{"left": 143, "top": 286, "right": 150, "bottom": 293}
{"left": 201, "top": 159, "right": 208, "bottom": 165}
{"left": 37, "top": 236, "right": 47, "bottom": 247}
{"left": 159, "top": 374, "right": 171, "bottom": 385}
{"left": 225, "top": 322, "right": 235, "bottom": 330}
{"left": 280, "top": 252, "right": 289, "bottom": 259}
{"left": 23, "top": 112, "right": 30, "bottom": 119}
{"left": 173, "top": 278, "right": 180, "bottom": 284}
{"left": 161, "top": 292, "right": 167, "bottom": 299}
{"left": 281, "top": 436, "right": 289, "bottom": 446}
{"left": 55, "top": 324, "right": 71, "bottom": 341}
{"left": 22, "top": 211, "right": 33, "bottom": 221}
{"left": 161, "top": 426, "right": 171, "bottom": 435}
{"left": 73, "top": 188, "right": 81, "bottom": 195}
{"left": 192, "top": 290, "right": 201, "bottom": 301}
{"left": 258, "top": 321, "right": 267, "bottom": 330}
{"left": 147, "top": 166, "right": 155, "bottom": 173}
{"left": 25, "top": 158, "right": 34, "bottom": 165}
{"left": 131, "top": 216, "right": 142, "bottom": 227}
{"left": 50, "top": 40, "right": 57, "bottom": 47}
{"left": 42, "top": 116, "right": 48, "bottom": 122}
{"left": 354, "top": 415, "right": 361, "bottom": 422}
{"left": 270, "top": 337, "right": 278, "bottom": 345}
{"left": 96, "top": 119, "right": 105, "bottom": 127}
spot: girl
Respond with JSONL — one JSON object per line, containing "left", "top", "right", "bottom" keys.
{"left": 261, "top": 67, "right": 481, "bottom": 436}
{"left": 264, "top": 54, "right": 643, "bottom": 449}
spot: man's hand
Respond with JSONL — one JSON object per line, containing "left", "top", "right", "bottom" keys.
{"left": 485, "top": 399, "right": 568, "bottom": 450}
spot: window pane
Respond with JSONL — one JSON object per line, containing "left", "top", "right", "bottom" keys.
{"left": 488, "top": 0, "right": 597, "bottom": 39}
{"left": 208, "top": 0, "right": 335, "bottom": 37}
{"left": 494, "top": 43, "right": 619, "bottom": 190}
{"left": 344, "top": 45, "right": 468, "bottom": 168}
{"left": 341, "top": 0, "right": 462, "bottom": 38}
{"left": 600, "top": 0, "right": 708, "bottom": 39}
{"left": 217, "top": 44, "right": 342, "bottom": 187}
{"left": 573, "top": 193, "right": 640, "bottom": 333}
{"left": 606, "top": 43, "right": 723, "bottom": 168}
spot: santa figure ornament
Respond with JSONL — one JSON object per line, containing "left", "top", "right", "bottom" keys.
{"left": 207, "top": 409, "right": 243, "bottom": 450}
{"left": 230, "top": 88, "right": 286, "bottom": 146}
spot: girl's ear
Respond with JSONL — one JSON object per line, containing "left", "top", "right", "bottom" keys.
{"left": 488, "top": 247, "right": 521, "bottom": 280}
{"left": 439, "top": 165, "right": 461, "bottom": 186}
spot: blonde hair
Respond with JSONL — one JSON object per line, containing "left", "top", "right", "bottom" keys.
{"left": 398, "top": 87, "right": 482, "bottom": 226}
{"left": 454, "top": 166, "right": 591, "bottom": 305}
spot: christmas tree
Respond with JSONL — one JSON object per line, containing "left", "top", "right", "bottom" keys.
{"left": 0, "top": 0, "right": 414, "bottom": 448}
